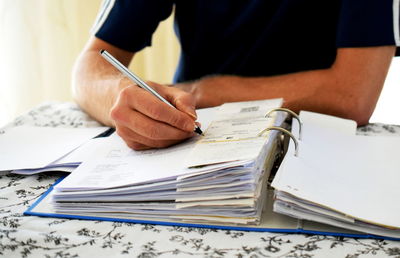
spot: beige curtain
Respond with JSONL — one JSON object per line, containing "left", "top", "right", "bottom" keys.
{"left": 0, "top": 0, "right": 179, "bottom": 126}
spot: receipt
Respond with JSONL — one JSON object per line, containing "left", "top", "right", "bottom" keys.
{"left": 185, "top": 99, "right": 283, "bottom": 167}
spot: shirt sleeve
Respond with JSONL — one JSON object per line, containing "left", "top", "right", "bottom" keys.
{"left": 91, "top": 0, "right": 174, "bottom": 52}
{"left": 336, "top": 0, "right": 400, "bottom": 54}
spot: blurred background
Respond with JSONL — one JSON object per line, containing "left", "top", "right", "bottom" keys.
{"left": 0, "top": 0, "right": 398, "bottom": 127}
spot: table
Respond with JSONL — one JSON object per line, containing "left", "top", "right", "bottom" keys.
{"left": 1, "top": 102, "right": 400, "bottom": 257}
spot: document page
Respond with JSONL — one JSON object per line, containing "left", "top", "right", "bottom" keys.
{"left": 55, "top": 135, "right": 199, "bottom": 190}
{"left": 54, "top": 107, "right": 217, "bottom": 191}
{"left": 0, "top": 125, "right": 108, "bottom": 171}
{"left": 185, "top": 99, "right": 283, "bottom": 167}
{"left": 272, "top": 111, "right": 400, "bottom": 230}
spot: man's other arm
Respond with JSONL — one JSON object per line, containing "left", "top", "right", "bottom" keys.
{"left": 177, "top": 46, "right": 396, "bottom": 125}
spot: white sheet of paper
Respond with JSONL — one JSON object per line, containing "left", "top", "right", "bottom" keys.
{"left": 272, "top": 111, "right": 400, "bottom": 229}
{"left": 184, "top": 99, "right": 282, "bottom": 167}
{"left": 54, "top": 107, "right": 216, "bottom": 191}
{"left": 0, "top": 126, "right": 108, "bottom": 171}
{"left": 55, "top": 136, "right": 199, "bottom": 190}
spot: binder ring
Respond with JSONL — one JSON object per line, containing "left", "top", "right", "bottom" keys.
{"left": 258, "top": 126, "right": 299, "bottom": 156}
{"left": 265, "top": 108, "right": 302, "bottom": 140}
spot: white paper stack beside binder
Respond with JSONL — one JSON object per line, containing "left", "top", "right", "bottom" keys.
{"left": 271, "top": 111, "right": 400, "bottom": 238}
{"left": 0, "top": 126, "right": 110, "bottom": 174}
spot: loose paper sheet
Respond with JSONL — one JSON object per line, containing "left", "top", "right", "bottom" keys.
{"left": 184, "top": 99, "right": 282, "bottom": 167}
{"left": 0, "top": 126, "right": 108, "bottom": 171}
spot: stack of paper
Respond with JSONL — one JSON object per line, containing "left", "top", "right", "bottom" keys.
{"left": 271, "top": 111, "right": 400, "bottom": 238}
{"left": 51, "top": 99, "right": 286, "bottom": 225}
{"left": 0, "top": 126, "right": 109, "bottom": 174}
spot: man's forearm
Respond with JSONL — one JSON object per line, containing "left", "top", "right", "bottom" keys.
{"left": 72, "top": 50, "right": 130, "bottom": 127}
{"left": 178, "top": 47, "right": 395, "bottom": 125}
{"left": 180, "top": 69, "right": 350, "bottom": 119}
{"left": 183, "top": 71, "right": 372, "bottom": 125}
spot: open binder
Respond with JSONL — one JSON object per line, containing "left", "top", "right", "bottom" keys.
{"left": 25, "top": 99, "right": 400, "bottom": 241}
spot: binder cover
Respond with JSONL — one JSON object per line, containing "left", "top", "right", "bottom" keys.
{"left": 24, "top": 177, "right": 400, "bottom": 241}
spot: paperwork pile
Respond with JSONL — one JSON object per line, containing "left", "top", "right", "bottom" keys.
{"left": 51, "top": 99, "right": 286, "bottom": 225}
{"left": 271, "top": 111, "right": 400, "bottom": 238}
{"left": 0, "top": 126, "right": 109, "bottom": 174}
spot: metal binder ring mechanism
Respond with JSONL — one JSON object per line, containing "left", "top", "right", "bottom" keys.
{"left": 265, "top": 108, "right": 303, "bottom": 140}
{"left": 258, "top": 126, "right": 299, "bottom": 156}
{"left": 258, "top": 108, "right": 303, "bottom": 157}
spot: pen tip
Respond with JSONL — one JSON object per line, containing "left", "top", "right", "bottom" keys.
{"left": 100, "top": 49, "right": 105, "bottom": 54}
{"left": 194, "top": 126, "right": 204, "bottom": 136}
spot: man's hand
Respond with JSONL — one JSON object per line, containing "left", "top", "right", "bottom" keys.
{"left": 110, "top": 80, "right": 198, "bottom": 150}
{"left": 72, "top": 37, "right": 199, "bottom": 150}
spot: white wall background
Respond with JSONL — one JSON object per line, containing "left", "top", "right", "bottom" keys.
{"left": 370, "top": 57, "right": 400, "bottom": 124}
{"left": 0, "top": 1, "right": 399, "bottom": 127}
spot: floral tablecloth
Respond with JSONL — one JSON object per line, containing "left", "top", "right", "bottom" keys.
{"left": 1, "top": 102, "right": 400, "bottom": 258}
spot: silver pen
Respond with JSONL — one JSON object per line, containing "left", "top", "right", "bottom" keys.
{"left": 100, "top": 49, "right": 203, "bottom": 135}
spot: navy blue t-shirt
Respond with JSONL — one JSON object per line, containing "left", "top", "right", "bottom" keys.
{"left": 92, "top": 0, "right": 400, "bottom": 83}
